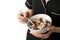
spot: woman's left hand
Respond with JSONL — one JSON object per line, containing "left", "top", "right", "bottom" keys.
{"left": 30, "top": 26, "right": 55, "bottom": 39}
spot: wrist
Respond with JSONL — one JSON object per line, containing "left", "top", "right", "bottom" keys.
{"left": 53, "top": 27, "right": 60, "bottom": 33}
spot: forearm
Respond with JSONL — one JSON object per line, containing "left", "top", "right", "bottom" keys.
{"left": 54, "top": 27, "right": 60, "bottom": 33}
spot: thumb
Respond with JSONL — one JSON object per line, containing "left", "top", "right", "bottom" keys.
{"left": 47, "top": 27, "right": 51, "bottom": 31}
{"left": 47, "top": 26, "right": 54, "bottom": 31}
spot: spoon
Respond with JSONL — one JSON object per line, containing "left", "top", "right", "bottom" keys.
{"left": 20, "top": 10, "right": 37, "bottom": 30}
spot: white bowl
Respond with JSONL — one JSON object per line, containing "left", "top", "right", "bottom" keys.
{"left": 27, "top": 14, "right": 52, "bottom": 33}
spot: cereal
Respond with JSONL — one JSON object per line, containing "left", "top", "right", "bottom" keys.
{"left": 29, "top": 17, "right": 51, "bottom": 30}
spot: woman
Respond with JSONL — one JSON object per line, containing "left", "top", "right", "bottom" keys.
{"left": 18, "top": 0, "right": 60, "bottom": 40}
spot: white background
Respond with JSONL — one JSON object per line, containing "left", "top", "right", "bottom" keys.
{"left": 0, "top": 0, "right": 28, "bottom": 40}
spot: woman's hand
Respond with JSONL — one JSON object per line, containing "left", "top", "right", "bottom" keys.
{"left": 30, "top": 26, "right": 55, "bottom": 39}
{"left": 17, "top": 9, "right": 32, "bottom": 24}
{"left": 17, "top": 12, "right": 30, "bottom": 24}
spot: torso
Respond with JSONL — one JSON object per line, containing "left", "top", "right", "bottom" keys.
{"left": 32, "top": 0, "right": 60, "bottom": 26}
{"left": 26, "top": 0, "right": 60, "bottom": 40}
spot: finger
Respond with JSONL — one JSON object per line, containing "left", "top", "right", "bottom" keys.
{"left": 42, "top": 27, "right": 54, "bottom": 39}
{"left": 18, "top": 18, "right": 26, "bottom": 22}
{"left": 30, "top": 31, "right": 41, "bottom": 38}
{"left": 47, "top": 28, "right": 50, "bottom": 31}
{"left": 20, "top": 21, "right": 26, "bottom": 24}
{"left": 17, "top": 13, "right": 24, "bottom": 19}
{"left": 18, "top": 19, "right": 26, "bottom": 24}
{"left": 18, "top": 18, "right": 24, "bottom": 22}
{"left": 30, "top": 31, "right": 45, "bottom": 38}
{"left": 44, "top": 29, "right": 53, "bottom": 37}
{"left": 47, "top": 26, "right": 55, "bottom": 31}
{"left": 47, "top": 27, "right": 52, "bottom": 31}
{"left": 43, "top": 31, "right": 52, "bottom": 39}
{"left": 40, "top": 33, "right": 49, "bottom": 39}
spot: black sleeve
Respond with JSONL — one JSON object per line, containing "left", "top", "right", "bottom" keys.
{"left": 25, "top": 0, "right": 32, "bottom": 9}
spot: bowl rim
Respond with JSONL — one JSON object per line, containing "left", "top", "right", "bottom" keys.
{"left": 27, "top": 14, "right": 52, "bottom": 31}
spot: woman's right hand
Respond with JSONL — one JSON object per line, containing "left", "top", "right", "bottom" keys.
{"left": 17, "top": 12, "right": 30, "bottom": 24}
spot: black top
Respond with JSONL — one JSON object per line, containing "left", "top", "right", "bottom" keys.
{"left": 25, "top": 0, "right": 60, "bottom": 26}
{"left": 25, "top": 0, "right": 60, "bottom": 40}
